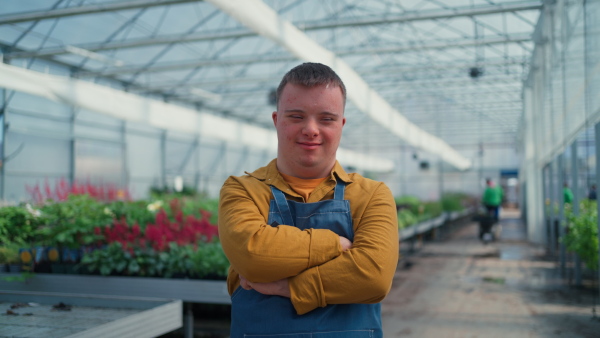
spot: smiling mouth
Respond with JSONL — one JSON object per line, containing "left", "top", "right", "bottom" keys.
{"left": 298, "top": 142, "right": 321, "bottom": 149}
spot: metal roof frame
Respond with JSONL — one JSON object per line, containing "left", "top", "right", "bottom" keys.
{"left": 0, "top": 0, "right": 544, "bottom": 170}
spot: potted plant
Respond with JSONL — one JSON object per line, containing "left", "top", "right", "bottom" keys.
{"left": 189, "top": 241, "right": 229, "bottom": 280}
{"left": 0, "top": 244, "right": 21, "bottom": 273}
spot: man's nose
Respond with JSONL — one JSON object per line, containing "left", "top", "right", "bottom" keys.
{"left": 302, "top": 119, "right": 319, "bottom": 136}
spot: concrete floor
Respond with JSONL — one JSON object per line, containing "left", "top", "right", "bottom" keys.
{"left": 382, "top": 209, "right": 600, "bottom": 338}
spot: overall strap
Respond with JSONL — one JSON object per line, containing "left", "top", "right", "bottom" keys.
{"left": 270, "top": 186, "right": 295, "bottom": 227}
{"left": 333, "top": 179, "right": 346, "bottom": 201}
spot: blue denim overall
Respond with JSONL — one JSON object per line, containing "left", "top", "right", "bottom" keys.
{"left": 230, "top": 180, "right": 382, "bottom": 338}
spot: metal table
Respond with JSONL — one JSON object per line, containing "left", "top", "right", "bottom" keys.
{"left": 0, "top": 274, "right": 229, "bottom": 338}
{"left": 0, "top": 291, "right": 181, "bottom": 338}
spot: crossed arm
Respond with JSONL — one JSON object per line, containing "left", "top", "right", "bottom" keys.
{"left": 238, "top": 236, "right": 353, "bottom": 297}
{"left": 218, "top": 178, "right": 398, "bottom": 314}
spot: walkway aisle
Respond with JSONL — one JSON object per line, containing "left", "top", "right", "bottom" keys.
{"left": 382, "top": 209, "right": 600, "bottom": 338}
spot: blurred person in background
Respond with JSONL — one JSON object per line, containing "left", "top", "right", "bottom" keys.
{"left": 563, "top": 182, "right": 574, "bottom": 204}
{"left": 588, "top": 184, "right": 596, "bottom": 201}
{"left": 482, "top": 178, "right": 503, "bottom": 220}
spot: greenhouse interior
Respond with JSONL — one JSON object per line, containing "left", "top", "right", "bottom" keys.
{"left": 0, "top": 0, "right": 599, "bottom": 337}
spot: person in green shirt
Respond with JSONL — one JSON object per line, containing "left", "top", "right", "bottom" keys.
{"left": 563, "top": 182, "right": 574, "bottom": 204}
{"left": 482, "top": 178, "right": 503, "bottom": 220}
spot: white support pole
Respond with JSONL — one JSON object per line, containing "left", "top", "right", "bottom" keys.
{"left": 558, "top": 153, "right": 566, "bottom": 275}
{"left": 524, "top": 86, "right": 545, "bottom": 244}
{"left": 571, "top": 142, "right": 582, "bottom": 286}
{"left": 595, "top": 122, "right": 600, "bottom": 299}
{"left": 548, "top": 160, "right": 556, "bottom": 257}
{"left": 542, "top": 166, "right": 549, "bottom": 248}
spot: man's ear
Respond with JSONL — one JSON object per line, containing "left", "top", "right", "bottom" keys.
{"left": 342, "top": 117, "right": 346, "bottom": 127}
{"left": 272, "top": 111, "right": 278, "bottom": 126}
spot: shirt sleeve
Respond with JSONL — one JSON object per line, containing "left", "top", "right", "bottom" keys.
{"left": 288, "top": 182, "right": 399, "bottom": 315}
{"left": 218, "top": 177, "right": 343, "bottom": 283}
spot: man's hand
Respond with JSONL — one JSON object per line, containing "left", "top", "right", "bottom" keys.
{"left": 339, "top": 236, "right": 352, "bottom": 251}
{"left": 239, "top": 275, "right": 291, "bottom": 298}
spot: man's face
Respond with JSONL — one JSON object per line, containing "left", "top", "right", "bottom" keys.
{"left": 272, "top": 83, "right": 346, "bottom": 178}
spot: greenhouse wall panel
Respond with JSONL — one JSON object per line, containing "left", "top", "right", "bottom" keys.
{"left": 126, "top": 134, "right": 162, "bottom": 181}
{"left": 75, "top": 139, "right": 124, "bottom": 186}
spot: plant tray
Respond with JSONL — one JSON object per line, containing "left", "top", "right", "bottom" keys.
{"left": 0, "top": 291, "right": 181, "bottom": 338}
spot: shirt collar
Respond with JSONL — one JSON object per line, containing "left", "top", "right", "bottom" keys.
{"left": 246, "top": 158, "right": 353, "bottom": 185}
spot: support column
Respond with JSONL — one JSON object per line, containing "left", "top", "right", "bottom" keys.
{"left": 0, "top": 54, "right": 8, "bottom": 199}
{"left": 571, "top": 142, "right": 582, "bottom": 286}
{"left": 524, "top": 85, "right": 545, "bottom": 244}
{"left": 160, "top": 130, "right": 167, "bottom": 189}
{"left": 436, "top": 156, "right": 444, "bottom": 241}
{"left": 542, "top": 165, "right": 549, "bottom": 249}
{"left": 184, "top": 302, "right": 194, "bottom": 338}
{"left": 558, "top": 153, "right": 566, "bottom": 275}
{"left": 121, "top": 121, "right": 129, "bottom": 189}
{"left": 193, "top": 136, "right": 200, "bottom": 192}
{"left": 595, "top": 122, "right": 600, "bottom": 299}
{"left": 69, "top": 107, "right": 77, "bottom": 186}
{"left": 548, "top": 160, "right": 556, "bottom": 257}
{"left": 0, "top": 89, "right": 5, "bottom": 200}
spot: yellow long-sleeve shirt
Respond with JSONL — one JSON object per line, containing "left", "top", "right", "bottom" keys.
{"left": 218, "top": 159, "right": 399, "bottom": 315}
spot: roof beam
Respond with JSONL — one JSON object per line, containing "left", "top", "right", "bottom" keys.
{"left": 134, "top": 57, "right": 526, "bottom": 90}
{"left": 74, "top": 34, "right": 531, "bottom": 77}
{"left": 7, "top": 2, "right": 540, "bottom": 58}
{"left": 0, "top": 0, "right": 200, "bottom": 25}
{"left": 296, "top": 1, "right": 542, "bottom": 30}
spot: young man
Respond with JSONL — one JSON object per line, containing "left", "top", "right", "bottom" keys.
{"left": 218, "top": 62, "right": 399, "bottom": 337}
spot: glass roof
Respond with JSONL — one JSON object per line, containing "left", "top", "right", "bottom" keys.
{"left": 0, "top": 0, "right": 541, "bottom": 167}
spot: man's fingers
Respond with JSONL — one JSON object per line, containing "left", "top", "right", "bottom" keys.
{"left": 339, "top": 236, "right": 353, "bottom": 251}
{"left": 239, "top": 275, "right": 253, "bottom": 290}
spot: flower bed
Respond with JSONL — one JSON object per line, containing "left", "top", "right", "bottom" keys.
{"left": 0, "top": 180, "right": 228, "bottom": 280}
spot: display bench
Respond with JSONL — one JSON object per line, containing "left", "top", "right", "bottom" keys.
{"left": 0, "top": 274, "right": 230, "bottom": 304}
{"left": 399, "top": 208, "right": 474, "bottom": 241}
{"left": 0, "top": 274, "right": 229, "bottom": 338}
{"left": 0, "top": 290, "right": 181, "bottom": 338}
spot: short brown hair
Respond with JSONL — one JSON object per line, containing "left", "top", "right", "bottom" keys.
{"left": 276, "top": 62, "right": 346, "bottom": 109}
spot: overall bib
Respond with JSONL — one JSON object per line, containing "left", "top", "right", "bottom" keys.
{"left": 230, "top": 180, "right": 382, "bottom": 338}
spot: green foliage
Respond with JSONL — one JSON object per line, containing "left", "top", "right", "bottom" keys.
{"left": 564, "top": 200, "right": 599, "bottom": 271}
{"left": 164, "top": 243, "right": 196, "bottom": 278}
{"left": 441, "top": 192, "right": 469, "bottom": 212}
{"left": 0, "top": 244, "right": 20, "bottom": 264}
{"left": 397, "top": 209, "right": 417, "bottom": 229}
{"left": 395, "top": 192, "right": 475, "bottom": 229}
{"left": 190, "top": 241, "right": 230, "bottom": 279}
{"left": 37, "top": 195, "right": 111, "bottom": 248}
{"left": 421, "top": 201, "right": 443, "bottom": 221}
{"left": 394, "top": 196, "right": 421, "bottom": 215}
{"left": 196, "top": 198, "right": 219, "bottom": 224}
{"left": 1, "top": 272, "right": 34, "bottom": 283}
{"left": 79, "top": 241, "right": 230, "bottom": 279}
{"left": 106, "top": 200, "right": 155, "bottom": 230}
{"left": 80, "top": 242, "right": 169, "bottom": 277}
{"left": 0, "top": 205, "right": 43, "bottom": 245}
{"left": 0, "top": 190, "right": 225, "bottom": 280}
{"left": 80, "top": 243, "right": 128, "bottom": 276}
